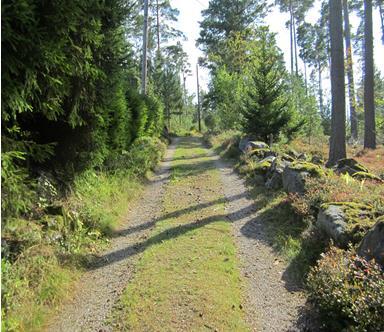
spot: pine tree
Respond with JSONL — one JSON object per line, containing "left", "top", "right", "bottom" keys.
{"left": 197, "top": 0, "right": 266, "bottom": 67}
{"left": 328, "top": 0, "right": 347, "bottom": 165}
{"left": 364, "top": 0, "right": 376, "bottom": 148}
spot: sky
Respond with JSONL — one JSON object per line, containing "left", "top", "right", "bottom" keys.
{"left": 170, "top": 0, "right": 384, "bottom": 99}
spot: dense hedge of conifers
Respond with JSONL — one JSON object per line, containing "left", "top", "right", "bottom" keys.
{"left": 1, "top": 0, "right": 164, "bottom": 183}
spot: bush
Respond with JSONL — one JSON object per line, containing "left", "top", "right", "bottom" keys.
{"left": 307, "top": 247, "right": 384, "bottom": 331}
{"left": 1, "top": 151, "right": 35, "bottom": 219}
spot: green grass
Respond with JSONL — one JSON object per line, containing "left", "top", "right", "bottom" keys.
{"left": 111, "top": 137, "right": 248, "bottom": 331}
{"left": 1, "top": 171, "right": 144, "bottom": 332}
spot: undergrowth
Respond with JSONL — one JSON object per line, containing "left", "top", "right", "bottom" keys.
{"left": 1, "top": 137, "right": 166, "bottom": 331}
{"left": 209, "top": 131, "right": 384, "bottom": 330}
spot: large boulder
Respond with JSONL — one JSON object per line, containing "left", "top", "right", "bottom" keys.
{"left": 317, "top": 203, "right": 376, "bottom": 248}
{"left": 317, "top": 205, "right": 349, "bottom": 247}
{"left": 239, "top": 138, "right": 269, "bottom": 153}
{"left": 358, "top": 218, "right": 384, "bottom": 266}
{"left": 282, "top": 167, "right": 308, "bottom": 194}
{"left": 282, "top": 161, "right": 324, "bottom": 194}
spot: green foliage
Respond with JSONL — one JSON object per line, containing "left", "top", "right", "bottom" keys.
{"left": 206, "top": 68, "right": 244, "bottom": 130}
{"left": 241, "top": 28, "right": 302, "bottom": 141}
{"left": 1, "top": 152, "right": 35, "bottom": 219}
{"left": 307, "top": 247, "right": 384, "bottom": 331}
{"left": 197, "top": 0, "right": 266, "bottom": 65}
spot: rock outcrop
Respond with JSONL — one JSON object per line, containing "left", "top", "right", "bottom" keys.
{"left": 282, "top": 161, "right": 324, "bottom": 194}
{"left": 317, "top": 202, "right": 376, "bottom": 247}
{"left": 358, "top": 218, "right": 384, "bottom": 266}
{"left": 317, "top": 205, "right": 349, "bottom": 247}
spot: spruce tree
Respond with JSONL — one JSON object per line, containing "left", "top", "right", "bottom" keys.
{"left": 242, "top": 28, "right": 299, "bottom": 141}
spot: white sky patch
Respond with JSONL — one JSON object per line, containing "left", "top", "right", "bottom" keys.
{"left": 170, "top": 0, "right": 383, "bottom": 100}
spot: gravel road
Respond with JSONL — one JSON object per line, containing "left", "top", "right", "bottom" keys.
{"left": 46, "top": 139, "right": 178, "bottom": 332}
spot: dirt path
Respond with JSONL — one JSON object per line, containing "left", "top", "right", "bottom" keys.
{"left": 46, "top": 139, "right": 179, "bottom": 332}
{"left": 48, "top": 136, "right": 307, "bottom": 331}
{"left": 215, "top": 157, "right": 307, "bottom": 331}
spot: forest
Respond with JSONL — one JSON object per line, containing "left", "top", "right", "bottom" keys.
{"left": 1, "top": 0, "right": 384, "bottom": 331}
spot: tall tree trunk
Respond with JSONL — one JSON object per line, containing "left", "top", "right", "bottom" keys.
{"left": 289, "top": 0, "right": 294, "bottom": 75}
{"left": 343, "top": 0, "right": 358, "bottom": 140}
{"left": 364, "top": 0, "right": 376, "bottom": 148}
{"left": 318, "top": 65, "right": 324, "bottom": 115}
{"left": 328, "top": 0, "right": 346, "bottom": 165}
{"left": 304, "top": 61, "right": 308, "bottom": 96}
{"left": 293, "top": 15, "right": 299, "bottom": 76}
{"left": 156, "top": 0, "right": 161, "bottom": 55}
{"left": 379, "top": 0, "right": 384, "bottom": 44}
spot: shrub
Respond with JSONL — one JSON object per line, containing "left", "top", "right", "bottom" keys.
{"left": 307, "top": 247, "right": 384, "bottom": 331}
{"left": 1, "top": 151, "right": 35, "bottom": 219}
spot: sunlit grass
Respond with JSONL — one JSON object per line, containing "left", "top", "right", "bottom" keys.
{"left": 112, "top": 138, "right": 248, "bottom": 331}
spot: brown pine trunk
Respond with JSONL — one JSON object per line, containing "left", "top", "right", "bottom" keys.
{"left": 364, "top": 0, "right": 376, "bottom": 149}
{"left": 328, "top": 0, "right": 346, "bottom": 165}
{"left": 343, "top": 0, "right": 358, "bottom": 140}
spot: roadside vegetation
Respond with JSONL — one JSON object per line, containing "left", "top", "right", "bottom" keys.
{"left": 206, "top": 132, "right": 384, "bottom": 331}
{"left": 2, "top": 0, "right": 384, "bottom": 331}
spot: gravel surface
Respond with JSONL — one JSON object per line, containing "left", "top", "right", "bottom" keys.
{"left": 215, "top": 156, "right": 308, "bottom": 332}
{"left": 47, "top": 137, "right": 311, "bottom": 331}
{"left": 46, "top": 139, "right": 178, "bottom": 332}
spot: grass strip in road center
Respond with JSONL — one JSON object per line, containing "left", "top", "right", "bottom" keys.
{"left": 110, "top": 137, "right": 248, "bottom": 331}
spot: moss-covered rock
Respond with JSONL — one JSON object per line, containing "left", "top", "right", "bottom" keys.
{"left": 311, "top": 155, "right": 324, "bottom": 165}
{"left": 352, "top": 171, "right": 383, "bottom": 182}
{"left": 253, "top": 158, "right": 274, "bottom": 176}
{"left": 281, "top": 153, "right": 295, "bottom": 162}
{"left": 318, "top": 202, "right": 377, "bottom": 247}
{"left": 335, "top": 158, "right": 369, "bottom": 175}
{"left": 248, "top": 147, "right": 274, "bottom": 159}
{"left": 289, "top": 161, "right": 325, "bottom": 177}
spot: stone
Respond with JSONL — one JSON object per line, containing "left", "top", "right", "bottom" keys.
{"left": 352, "top": 171, "right": 383, "bottom": 182}
{"left": 246, "top": 141, "right": 269, "bottom": 150}
{"left": 265, "top": 157, "right": 291, "bottom": 190}
{"left": 253, "top": 157, "right": 275, "bottom": 176}
{"left": 297, "top": 153, "right": 307, "bottom": 161}
{"left": 289, "top": 161, "right": 325, "bottom": 177}
{"left": 248, "top": 148, "right": 275, "bottom": 159}
{"left": 282, "top": 167, "right": 309, "bottom": 194}
{"left": 317, "top": 205, "right": 349, "bottom": 247}
{"left": 286, "top": 148, "right": 300, "bottom": 159}
{"left": 334, "top": 158, "right": 368, "bottom": 175}
{"left": 317, "top": 202, "right": 376, "bottom": 248}
{"left": 282, "top": 161, "right": 325, "bottom": 194}
{"left": 265, "top": 172, "right": 283, "bottom": 190}
{"left": 311, "top": 155, "right": 324, "bottom": 165}
{"left": 358, "top": 218, "right": 384, "bottom": 266}
{"left": 239, "top": 137, "right": 252, "bottom": 152}
{"left": 281, "top": 153, "right": 295, "bottom": 162}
